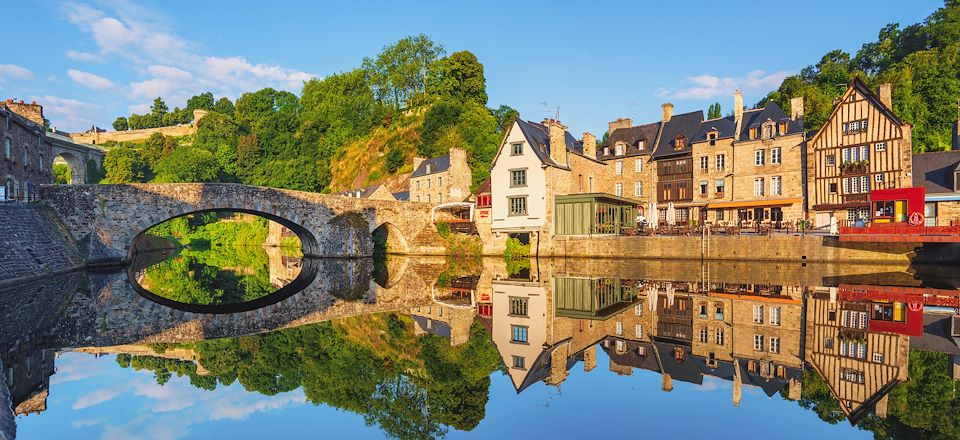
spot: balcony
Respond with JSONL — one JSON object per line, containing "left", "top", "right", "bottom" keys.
{"left": 842, "top": 193, "right": 869, "bottom": 203}
{"left": 840, "top": 161, "right": 869, "bottom": 176}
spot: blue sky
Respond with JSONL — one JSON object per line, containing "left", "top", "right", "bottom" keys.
{"left": 19, "top": 351, "right": 869, "bottom": 439}
{"left": 0, "top": 0, "right": 942, "bottom": 135}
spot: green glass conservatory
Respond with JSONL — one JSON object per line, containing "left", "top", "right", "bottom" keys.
{"left": 554, "top": 193, "right": 640, "bottom": 235}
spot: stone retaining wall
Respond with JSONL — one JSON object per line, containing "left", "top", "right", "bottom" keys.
{"left": 0, "top": 205, "right": 84, "bottom": 288}
{"left": 547, "top": 234, "right": 917, "bottom": 263}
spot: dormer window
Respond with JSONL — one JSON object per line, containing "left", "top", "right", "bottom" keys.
{"left": 674, "top": 135, "right": 685, "bottom": 151}
{"left": 425, "top": 163, "right": 432, "bottom": 174}
{"left": 615, "top": 143, "right": 624, "bottom": 156}
{"left": 707, "top": 131, "right": 718, "bottom": 146}
{"left": 761, "top": 121, "right": 774, "bottom": 139}
{"left": 955, "top": 170, "right": 960, "bottom": 192}
{"left": 637, "top": 140, "right": 645, "bottom": 150}
{"left": 603, "top": 147, "right": 610, "bottom": 156}
{"left": 778, "top": 121, "right": 788, "bottom": 134}
{"left": 749, "top": 126, "right": 758, "bottom": 140}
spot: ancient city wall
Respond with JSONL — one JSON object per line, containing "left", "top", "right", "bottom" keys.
{"left": 68, "top": 123, "right": 197, "bottom": 144}
{"left": 0, "top": 205, "right": 84, "bottom": 288}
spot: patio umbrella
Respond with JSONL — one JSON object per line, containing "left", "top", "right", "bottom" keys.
{"left": 666, "top": 282, "right": 675, "bottom": 306}
{"left": 667, "top": 202, "right": 676, "bottom": 226}
{"left": 648, "top": 202, "right": 658, "bottom": 227}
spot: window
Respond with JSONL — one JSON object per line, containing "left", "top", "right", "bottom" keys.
{"left": 824, "top": 337, "right": 834, "bottom": 349}
{"left": 511, "top": 325, "right": 528, "bottom": 343}
{"left": 635, "top": 158, "right": 643, "bottom": 172}
{"left": 762, "top": 124, "right": 773, "bottom": 139}
{"left": 699, "top": 329, "right": 708, "bottom": 343}
{"left": 616, "top": 321, "right": 623, "bottom": 336}
{"left": 842, "top": 148, "right": 850, "bottom": 163}
{"left": 769, "top": 306, "right": 781, "bottom": 326}
{"left": 826, "top": 154, "right": 836, "bottom": 166}
{"left": 715, "top": 328, "right": 725, "bottom": 345}
{"left": 635, "top": 324, "right": 643, "bottom": 339}
{"left": 852, "top": 176, "right": 860, "bottom": 193}
{"left": 615, "top": 340, "right": 627, "bottom": 352}
{"left": 715, "top": 179, "right": 724, "bottom": 195}
{"left": 437, "top": 193, "right": 442, "bottom": 203}
{"left": 873, "top": 352, "right": 885, "bottom": 363}
{"left": 875, "top": 173, "right": 884, "bottom": 183}
{"left": 829, "top": 183, "right": 838, "bottom": 194}
{"left": 22, "top": 145, "right": 28, "bottom": 166}
{"left": 603, "top": 147, "right": 610, "bottom": 156}
{"left": 754, "top": 334, "right": 764, "bottom": 351}
{"left": 843, "top": 177, "right": 851, "bottom": 194}
{"left": 699, "top": 180, "right": 708, "bottom": 195}
{"left": 426, "top": 194, "right": 431, "bottom": 203}
{"left": 615, "top": 144, "right": 624, "bottom": 156}
{"left": 842, "top": 368, "right": 865, "bottom": 384}
{"left": 716, "top": 209, "right": 725, "bottom": 220}
{"left": 426, "top": 164, "right": 432, "bottom": 174}
{"left": 438, "top": 176, "right": 442, "bottom": 186}
{"left": 875, "top": 142, "right": 886, "bottom": 152}
{"left": 510, "top": 169, "right": 527, "bottom": 187}
{"left": 700, "top": 156, "right": 709, "bottom": 171}
{"left": 509, "top": 297, "right": 528, "bottom": 316}
{"left": 769, "top": 337, "right": 781, "bottom": 353}
{"left": 508, "top": 196, "right": 527, "bottom": 216}
{"left": 3, "top": 138, "right": 10, "bottom": 159}
{"left": 771, "top": 148, "right": 781, "bottom": 164}
{"left": 755, "top": 150, "right": 765, "bottom": 166}
{"left": 615, "top": 160, "right": 623, "bottom": 175}
{"left": 637, "top": 140, "right": 645, "bottom": 150}
{"left": 416, "top": 181, "right": 421, "bottom": 190}
{"left": 511, "top": 143, "right": 523, "bottom": 155}
{"left": 427, "top": 178, "right": 431, "bottom": 189}
{"left": 512, "top": 356, "right": 525, "bottom": 368}
{"left": 674, "top": 135, "right": 685, "bottom": 150}
{"left": 859, "top": 145, "right": 869, "bottom": 161}
{"left": 634, "top": 181, "right": 642, "bottom": 197}
{"left": 754, "top": 178, "right": 765, "bottom": 196}
{"left": 708, "top": 132, "right": 717, "bottom": 146}
{"left": 634, "top": 304, "right": 643, "bottom": 316}
{"left": 716, "top": 154, "right": 725, "bottom": 170}
{"left": 699, "top": 303, "right": 708, "bottom": 318}
{"left": 861, "top": 175, "right": 869, "bottom": 193}
{"left": 771, "top": 176, "right": 782, "bottom": 196}
{"left": 753, "top": 305, "right": 764, "bottom": 324}
{"left": 615, "top": 182, "right": 623, "bottom": 197}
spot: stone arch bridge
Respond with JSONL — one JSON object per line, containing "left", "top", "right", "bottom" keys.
{"left": 46, "top": 131, "right": 106, "bottom": 184}
{"left": 40, "top": 183, "right": 445, "bottom": 264}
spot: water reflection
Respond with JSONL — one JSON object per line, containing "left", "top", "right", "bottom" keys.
{"left": 2, "top": 257, "right": 959, "bottom": 440}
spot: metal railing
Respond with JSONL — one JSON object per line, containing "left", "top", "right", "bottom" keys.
{"left": 0, "top": 188, "right": 40, "bottom": 204}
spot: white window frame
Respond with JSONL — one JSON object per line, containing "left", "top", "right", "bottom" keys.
{"left": 875, "top": 174, "right": 884, "bottom": 183}
{"left": 769, "top": 306, "right": 781, "bottom": 326}
{"left": 771, "top": 147, "right": 781, "bottom": 164}
{"left": 752, "top": 305, "right": 764, "bottom": 324}
{"left": 754, "top": 178, "right": 765, "bottom": 196}
{"left": 753, "top": 334, "right": 764, "bottom": 351}
{"left": 634, "top": 181, "right": 642, "bottom": 197}
{"left": 635, "top": 324, "right": 643, "bottom": 339}
{"left": 615, "top": 160, "right": 623, "bottom": 175}
{"left": 635, "top": 158, "right": 642, "bottom": 172}
{"left": 755, "top": 150, "right": 765, "bottom": 166}
{"left": 771, "top": 176, "right": 782, "bottom": 196}
{"left": 511, "top": 142, "right": 523, "bottom": 156}
{"left": 716, "top": 154, "right": 725, "bottom": 170}
{"left": 715, "top": 328, "right": 724, "bottom": 345}
{"left": 872, "top": 352, "right": 884, "bottom": 363}
{"left": 699, "top": 329, "right": 708, "bottom": 343}
{"left": 700, "top": 156, "right": 709, "bottom": 171}
{"left": 769, "top": 337, "right": 781, "bottom": 353}
{"left": 861, "top": 175, "right": 869, "bottom": 193}
{"left": 615, "top": 144, "right": 624, "bottom": 156}
{"left": 615, "top": 321, "right": 623, "bottom": 336}
{"left": 842, "top": 177, "right": 850, "bottom": 194}
{"left": 615, "top": 182, "right": 623, "bottom": 197}
{"left": 875, "top": 142, "right": 886, "bottom": 152}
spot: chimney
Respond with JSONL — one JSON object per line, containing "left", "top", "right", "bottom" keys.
{"left": 732, "top": 376, "right": 742, "bottom": 406}
{"left": 582, "top": 132, "right": 597, "bottom": 159}
{"left": 607, "top": 117, "right": 633, "bottom": 134}
{"left": 661, "top": 373, "right": 674, "bottom": 392}
{"left": 734, "top": 89, "right": 744, "bottom": 139}
{"left": 583, "top": 344, "right": 597, "bottom": 372}
{"left": 548, "top": 119, "right": 568, "bottom": 167}
{"left": 4, "top": 100, "right": 45, "bottom": 127}
{"left": 661, "top": 103, "right": 674, "bottom": 123}
{"left": 878, "top": 83, "right": 893, "bottom": 109}
{"left": 790, "top": 96, "right": 804, "bottom": 120}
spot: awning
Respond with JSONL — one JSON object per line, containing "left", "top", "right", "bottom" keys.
{"left": 707, "top": 198, "right": 803, "bottom": 209}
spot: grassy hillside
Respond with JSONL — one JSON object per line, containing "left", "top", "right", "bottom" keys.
{"left": 329, "top": 111, "right": 424, "bottom": 193}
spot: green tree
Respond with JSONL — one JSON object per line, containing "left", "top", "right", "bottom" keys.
{"left": 112, "top": 116, "right": 128, "bottom": 131}
{"left": 363, "top": 34, "right": 445, "bottom": 108}
{"left": 213, "top": 97, "right": 235, "bottom": 115}
{"left": 426, "top": 51, "right": 488, "bottom": 105}
{"left": 186, "top": 92, "right": 215, "bottom": 111}
{"left": 53, "top": 163, "right": 71, "bottom": 184}
{"left": 492, "top": 105, "right": 519, "bottom": 133}
{"left": 708, "top": 102, "right": 722, "bottom": 119}
{"left": 103, "top": 147, "right": 148, "bottom": 183}
{"left": 151, "top": 97, "right": 169, "bottom": 116}
{"left": 385, "top": 146, "right": 405, "bottom": 173}
{"left": 154, "top": 147, "right": 221, "bottom": 183}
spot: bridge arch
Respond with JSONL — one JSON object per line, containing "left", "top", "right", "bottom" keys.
{"left": 53, "top": 151, "right": 86, "bottom": 184}
{"left": 126, "top": 207, "right": 320, "bottom": 262}
{"left": 372, "top": 222, "right": 409, "bottom": 255}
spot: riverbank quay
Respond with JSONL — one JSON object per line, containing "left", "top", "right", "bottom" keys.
{"left": 0, "top": 204, "right": 85, "bottom": 289}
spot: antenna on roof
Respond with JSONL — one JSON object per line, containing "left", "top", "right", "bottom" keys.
{"left": 555, "top": 107, "right": 560, "bottom": 122}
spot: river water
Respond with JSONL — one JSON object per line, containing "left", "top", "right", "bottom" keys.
{"left": 2, "top": 245, "right": 959, "bottom": 440}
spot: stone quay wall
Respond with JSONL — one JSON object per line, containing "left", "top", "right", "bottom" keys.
{"left": 0, "top": 205, "right": 84, "bottom": 288}
{"left": 546, "top": 234, "right": 917, "bottom": 263}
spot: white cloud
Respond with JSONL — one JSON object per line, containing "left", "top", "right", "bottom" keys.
{"left": 34, "top": 95, "right": 102, "bottom": 130}
{"left": 68, "top": 69, "right": 117, "bottom": 90}
{"left": 657, "top": 70, "right": 793, "bottom": 101}
{"left": 73, "top": 387, "right": 124, "bottom": 409}
{"left": 58, "top": 0, "right": 315, "bottom": 116}
{"left": 208, "top": 391, "right": 306, "bottom": 421}
{"left": 66, "top": 50, "right": 104, "bottom": 63}
{"left": 0, "top": 64, "right": 34, "bottom": 81}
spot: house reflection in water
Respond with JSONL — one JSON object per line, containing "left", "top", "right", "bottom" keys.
{"left": 483, "top": 259, "right": 960, "bottom": 422}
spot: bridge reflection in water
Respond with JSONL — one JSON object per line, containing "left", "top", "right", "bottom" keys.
{"left": 2, "top": 257, "right": 959, "bottom": 440}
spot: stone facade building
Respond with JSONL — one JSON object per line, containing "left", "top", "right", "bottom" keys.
{"left": 336, "top": 184, "right": 397, "bottom": 201}
{"left": 807, "top": 79, "right": 913, "bottom": 228}
{"left": 409, "top": 147, "right": 472, "bottom": 205}
{"left": 598, "top": 117, "right": 659, "bottom": 206}
{"left": 1, "top": 100, "right": 52, "bottom": 201}
{"left": 692, "top": 91, "right": 807, "bottom": 225}
{"left": 650, "top": 106, "right": 704, "bottom": 224}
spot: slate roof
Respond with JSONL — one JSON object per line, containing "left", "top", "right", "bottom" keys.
{"left": 411, "top": 315, "right": 452, "bottom": 338}
{"left": 736, "top": 360, "right": 802, "bottom": 397}
{"left": 910, "top": 313, "right": 960, "bottom": 355}
{"left": 391, "top": 191, "right": 409, "bottom": 201}
{"left": 691, "top": 102, "right": 803, "bottom": 144}
{"left": 337, "top": 184, "right": 383, "bottom": 199}
{"left": 912, "top": 150, "right": 960, "bottom": 194}
{"left": 652, "top": 340, "right": 703, "bottom": 385}
{"left": 598, "top": 121, "right": 661, "bottom": 161}
{"left": 511, "top": 118, "right": 596, "bottom": 170}
{"left": 650, "top": 110, "right": 705, "bottom": 160}
{"left": 411, "top": 154, "right": 451, "bottom": 178}
{"left": 692, "top": 116, "right": 739, "bottom": 142}
{"left": 600, "top": 338, "right": 661, "bottom": 373}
